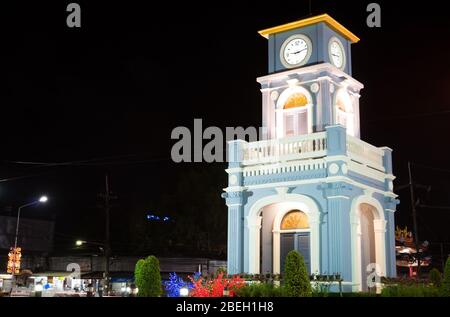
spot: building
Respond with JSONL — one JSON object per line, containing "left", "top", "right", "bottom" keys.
{"left": 222, "top": 14, "right": 399, "bottom": 292}
{"left": 0, "top": 254, "right": 226, "bottom": 295}
{"left": 0, "top": 215, "right": 54, "bottom": 254}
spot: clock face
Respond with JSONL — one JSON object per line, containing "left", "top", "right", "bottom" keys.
{"left": 328, "top": 37, "right": 346, "bottom": 70}
{"left": 280, "top": 34, "right": 312, "bottom": 68}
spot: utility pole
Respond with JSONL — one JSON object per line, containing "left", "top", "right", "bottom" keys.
{"left": 408, "top": 161, "right": 421, "bottom": 278}
{"left": 98, "top": 174, "right": 116, "bottom": 295}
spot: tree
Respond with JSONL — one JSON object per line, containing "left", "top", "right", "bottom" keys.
{"left": 283, "top": 250, "right": 312, "bottom": 297}
{"left": 134, "top": 256, "right": 162, "bottom": 297}
{"left": 442, "top": 256, "right": 450, "bottom": 296}
{"left": 134, "top": 259, "right": 145, "bottom": 292}
{"left": 429, "top": 268, "right": 442, "bottom": 288}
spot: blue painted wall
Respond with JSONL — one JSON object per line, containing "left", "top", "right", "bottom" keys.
{"left": 268, "top": 23, "right": 352, "bottom": 74}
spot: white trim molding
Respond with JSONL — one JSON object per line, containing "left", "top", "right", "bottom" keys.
{"left": 350, "top": 195, "right": 387, "bottom": 292}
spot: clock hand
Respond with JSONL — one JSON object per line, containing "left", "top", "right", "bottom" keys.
{"left": 331, "top": 54, "right": 340, "bottom": 57}
{"left": 291, "top": 48, "right": 307, "bottom": 55}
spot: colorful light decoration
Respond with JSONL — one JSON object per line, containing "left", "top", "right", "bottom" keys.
{"left": 187, "top": 272, "right": 245, "bottom": 297}
{"left": 164, "top": 272, "right": 192, "bottom": 297}
{"left": 7, "top": 247, "right": 22, "bottom": 274}
{"left": 146, "top": 214, "right": 171, "bottom": 222}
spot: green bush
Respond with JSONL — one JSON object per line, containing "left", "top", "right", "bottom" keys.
{"left": 134, "top": 259, "right": 145, "bottom": 292}
{"left": 283, "top": 250, "right": 312, "bottom": 297}
{"left": 216, "top": 267, "right": 227, "bottom": 275}
{"left": 134, "top": 255, "right": 162, "bottom": 297}
{"left": 442, "top": 257, "right": 450, "bottom": 296}
{"left": 234, "top": 283, "right": 287, "bottom": 297}
{"left": 381, "top": 284, "right": 440, "bottom": 297}
{"left": 429, "top": 268, "right": 442, "bottom": 288}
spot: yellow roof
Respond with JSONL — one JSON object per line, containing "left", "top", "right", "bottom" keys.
{"left": 258, "top": 13, "right": 360, "bottom": 43}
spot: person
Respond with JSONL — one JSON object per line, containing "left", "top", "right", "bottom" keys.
{"left": 86, "top": 283, "right": 94, "bottom": 297}
{"left": 98, "top": 280, "right": 104, "bottom": 297}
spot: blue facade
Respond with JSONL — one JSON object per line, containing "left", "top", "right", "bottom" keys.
{"left": 223, "top": 15, "right": 398, "bottom": 292}
{"left": 268, "top": 22, "right": 352, "bottom": 75}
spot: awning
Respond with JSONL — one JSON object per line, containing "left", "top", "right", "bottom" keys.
{"left": 31, "top": 272, "right": 73, "bottom": 278}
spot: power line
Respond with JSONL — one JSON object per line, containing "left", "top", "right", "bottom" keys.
{"left": 3, "top": 153, "right": 140, "bottom": 168}
{"left": 367, "top": 109, "right": 450, "bottom": 123}
{"left": 0, "top": 154, "right": 173, "bottom": 183}
{"left": 0, "top": 172, "right": 55, "bottom": 183}
{"left": 411, "top": 162, "right": 450, "bottom": 174}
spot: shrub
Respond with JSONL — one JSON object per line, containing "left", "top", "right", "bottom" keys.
{"left": 234, "top": 283, "right": 287, "bottom": 297}
{"left": 283, "top": 250, "right": 312, "bottom": 297}
{"left": 429, "top": 268, "right": 442, "bottom": 288}
{"left": 442, "top": 257, "right": 450, "bottom": 297}
{"left": 381, "top": 284, "right": 440, "bottom": 297}
{"left": 134, "top": 259, "right": 145, "bottom": 293}
{"left": 216, "top": 267, "right": 227, "bottom": 275}
{"left": 134, "top": 255, "right": 162, "bottom": 297}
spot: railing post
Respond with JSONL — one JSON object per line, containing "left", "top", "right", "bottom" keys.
{"left": 228, "top": 140, "right": 246, "bottom": 168}
{"left": 380, "top": 147, "right": 393, "bottom": 174}
{"left": 325, "top": 125, "right": 347, "bottom": 156}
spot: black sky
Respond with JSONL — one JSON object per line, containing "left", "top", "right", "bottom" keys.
{"left": 1, "top": 1, "right": 450, "bottom": 256}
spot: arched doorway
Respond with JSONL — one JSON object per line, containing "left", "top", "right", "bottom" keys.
{"left": 246, "top": 193, "right": 320, "bottom": 275}
{"left": 350, "top": 196, "right": 387, "bottom": 291}
{"left": 278, "top": 210, "right": 311, "bottom": 273}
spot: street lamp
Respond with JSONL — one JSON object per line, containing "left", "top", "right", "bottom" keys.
{"left": 75, "top": 240, "right": 104, "bottom": 248}
{"left": 75, "top": 240, "right": 84, "bottom": 246}
{"left": 12, "top": 196, "right": 48, "bottom": 278}
{"left": 74, "top": 239, "right": 108, "bottom": 296}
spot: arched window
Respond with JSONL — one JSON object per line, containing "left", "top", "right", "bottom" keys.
{"left": 283, "top": 92, "right": 308, "bottom": 109}
{"left": 335, "top": 88, "right": 355, "bottom": 136}
{"left": 280, "top": 210, "right": 309, "bottom": 230}
{"left": 279, "top": 209, "right": 311, "bottom": 273}
{"left": 276, "top": 87, "right": 313, "bottom": 138}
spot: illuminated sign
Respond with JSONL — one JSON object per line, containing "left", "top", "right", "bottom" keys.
{"left": 6, "top": 247, "right": 22, "bottom": 274}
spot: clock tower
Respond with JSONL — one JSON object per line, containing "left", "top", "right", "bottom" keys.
{"left": 257, "top": 14, "right": 363, "bottom": 140}
{"left": 260, "top": 14, "right": 359, "bottom": 74}
{"left": 223, "top": 14, "right": 398, "bottom": 292}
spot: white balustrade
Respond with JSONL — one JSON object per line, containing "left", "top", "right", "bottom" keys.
{"left": 242, "top": 132, "right": 327, "bottom": 166}
{"left": 346, "top": 135, "right": 385, "bottom": 172}
{"left": 239, "top": 132, "right": 385, "bottom": 173}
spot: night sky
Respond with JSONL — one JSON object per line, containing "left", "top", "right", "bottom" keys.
{"left": 1, "top": 1, "right": 450, "bottom": 259}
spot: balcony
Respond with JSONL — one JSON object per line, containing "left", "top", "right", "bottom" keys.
{"left": 228, "top": 125, "right": 390, "bottom": 175}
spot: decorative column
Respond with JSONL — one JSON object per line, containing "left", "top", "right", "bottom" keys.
{"left": 349, "top": 90, "right": 361, "bottom": 138}
{"left": 316, "top": 76, "right": 335, "bottom": 128}
{"left": 321, "top": 182, "right": 353, "bottom": 281}
{"left": 246, "top": 215, "right": 262, "bottom": 274}
{"left": 381, "top": 147, "right": 393, "bottom": 175}
{"left": 223, "top": 194, "right": 245, "bottom": 275}
{"left": 382, "top": 147, "right": 398, "bottom": 278}
{"left": 310, "top": 82, "right": 321, "bottom": 132}
{"left": 373, "top": 219, "right": 387, "bottom": 277}
{"left": 350, "top": 215, "right": 362, "bottom": 292}
{"left": 384, "top": 195, "right": 399, "bottom": 278}
{"left": 222, "top": 139, "right": 247, "bottom": 274}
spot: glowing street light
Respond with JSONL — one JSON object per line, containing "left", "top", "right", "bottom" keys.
{"left": 75, "top": 240, "right": 84, "bottom": 246}
{"left": 11, "top": 196, "right": 49, "bottom": 279}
